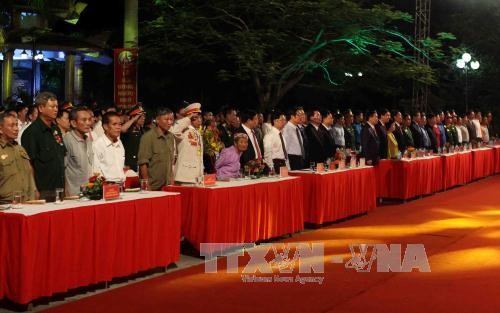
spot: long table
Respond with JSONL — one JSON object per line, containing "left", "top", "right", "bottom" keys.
{"left": 0, "top": 192, "right": 181, "bottom": 305}
{"left": 164, "top": 177, "right": 304, "bottom": 253}
{"left": 441, "top": 151, "right": 473, "bottom": 190}
{"left": 471, "top": 148, "right": 495, "bottom": 180}
{"left": 290, "top": 167, "right": 376, "bottom": 225}
{"left": 376, "top": 156, "right": 443, "bottom": 200}
{"left": 495, "top": 146, "right": 500, "bottom": 174}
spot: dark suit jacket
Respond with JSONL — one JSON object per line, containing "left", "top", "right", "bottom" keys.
{"left": 305, "top": 124, "right": 329, "bottom": 163}
{"left": 298, "top": 125, "right": 309, "bottom": 164}
{"left": 218, "top": 123, "right": 234, "bottom": 148}
{"left": 236, "top": 126, "right": 264, "bottom": 166}
{"left": 394, "top": 123, "right": 406, "bottom": 152}
{"left": 319, "top": 124, "right": 336, "bottom": 158}
{"left": 466, "top": 121, "right": 476, "bottom": 142}
{"left": 410, "top": 122, "right": 424, "bottom": 149}
{"left": 425, "top": 124, "right": 438, "bottom": 153}
{"left": 361, "top": 124, "right": 380, "bottom": 165}
{"left": 375, "top": 121, "right": 388, "bottom": 159}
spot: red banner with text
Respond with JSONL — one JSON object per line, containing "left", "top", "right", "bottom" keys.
{"left": 114, "top": 48, "right": 138, "bottom": 109}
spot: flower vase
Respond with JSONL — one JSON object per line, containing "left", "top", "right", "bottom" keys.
{"left": 89, "top": 194, "right": 103, "bottom": 200}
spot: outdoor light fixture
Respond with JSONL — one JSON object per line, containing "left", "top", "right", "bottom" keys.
{"left": 470, "top": 60, "right": 480, "bottom": 70}
{"left": 462, "top": 52, "right": 472, "bottom": 63}
{"left": 357, "top": 72, "right": 363, "bottom": 77}
{"left": 456, "top": 59, "right": 465, "bottom": 69}
{"left": 20, "top": 49, "right": 28, "bottom": 59}
{"left": 455, "top": 51, "right": 480, "bottom": 113}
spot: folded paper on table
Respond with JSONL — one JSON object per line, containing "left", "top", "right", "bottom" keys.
{"left": 204, "top": 174, "right": 216, "bottom": 186}
{"left": 103, "top": 184, "right": 120, "bottom": 200}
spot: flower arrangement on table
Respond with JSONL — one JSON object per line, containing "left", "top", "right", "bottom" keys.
{"left": 243, "top": 159, "right": 267, "bottom": 178}
{"left": 82, "top": 173, "right": 106, "bottom": 200}
{"left": 405, "top": 146, "right": 416, "bottom": 158}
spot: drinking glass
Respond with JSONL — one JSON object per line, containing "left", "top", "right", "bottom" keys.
{"left": 195, "top": 176, "right": 204, "bottom": 187}
{"left": 55, "top": 188, "right": 64, "bottom": 203}
{"left": 268, "top": 167, "right": 275, "bottom": 177}
{"left": 140, "top": 179, "right": 149, "bottom": 193}
{"left": 310, "top": 162, "right": 316, "bottom": 171}
{"left": 12, "top": 191, "right": 22, "bottom": 209}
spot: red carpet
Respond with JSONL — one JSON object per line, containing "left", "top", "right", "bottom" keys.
{"left": 45, "top": 175, "right": 500, "bottom": 313}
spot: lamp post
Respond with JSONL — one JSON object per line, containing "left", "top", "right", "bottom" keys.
{"left": 456, "top": 52, "right": 480, "bottom": 113}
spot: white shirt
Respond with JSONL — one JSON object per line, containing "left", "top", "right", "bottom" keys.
{"left": 242, "top": 124, "right": 260, "bottom": 159}
{"left": 92, "top": 135, "right": 125, "bottom": 181}
{"left": 93, "top": 120, "right": 105, "bottom": 139}
{"left": 456, "top": 125, "right": 462, "bottom": 144}
{"left": 458, "top": 125, "right": 469, "bottom": 143}
{"left": 17, "top": 121, "right": 31, "bottom": 144}
{"left": 262, "top": 122, "right": 273, "bottom": 137}
{"left": 282, "top": 121, "right": 303, "bottom": 156}
{"left": 263, "top": 126, "right": 288, "bottom": 169}
{"left": 481, "top": 125, "right": 489, "bottom": 143}
{"left": 332, "top": 124, "right": 345, "bottom": 146}
{"left": 472, "top": 119, "right": 482, "bottom": 139}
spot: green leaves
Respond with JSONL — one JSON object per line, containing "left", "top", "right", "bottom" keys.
{"left": 141, "top": 0, "right": 453, "bottom": 110}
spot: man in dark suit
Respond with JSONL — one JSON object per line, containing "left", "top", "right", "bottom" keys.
{"left": 320, "top": 110, "right": 336, "bottom": 157}
{"left": 465, "top": 110, "right": 477, "bottom": 144}
{"left": 425, "top": 113, "right": 439, "bottom": 153}
{"left": 218, "top": 106, "right": 239, "bottom": 148}
{"left": 375, "top": 108, "right": 390, "bottom": 159}
{"left": 236, "top": 109, "right": 264, "bottom": 167}
{"left": 410, "top": 111, "right": 424, "bottom": 149}
{"left": 305, "top": 110, "right": 329, "bottom": 163}
{"left": 392, "top": 110, "right": 406, "bottom": 152}
{"left": 361, "top": 110, "right": 381, "bottom": 165}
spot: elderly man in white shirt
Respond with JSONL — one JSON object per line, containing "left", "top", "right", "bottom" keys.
{"left": 264, "top": 111, "right": 288, "bottom": 173}
{"left": 93, "top": 112, "right": 126, "bottom": 182}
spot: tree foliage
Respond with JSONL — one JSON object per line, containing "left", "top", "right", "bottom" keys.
{"left": 142, "top": 0, "right": 454, "bottom": 110}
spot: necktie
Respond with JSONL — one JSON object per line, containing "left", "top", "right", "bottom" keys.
{"left": 279, "top": 132, "right": 288, "bottom": 160}
{"left": 252, "top": 130, "right": 262, "bottom": 159}
{"left": 295, "top": 127, "right": 305, "bottom": 158}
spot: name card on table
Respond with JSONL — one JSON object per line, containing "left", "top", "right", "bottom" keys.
{"left": 316, "top": 163, "right": 325, "bottom": 173}
{"left": 350, "top": 157, "right": 356, "bottom": 168}
{"left": 103, "top": 184, "right": 120, "bottom": 201}
{"left": 279, "top": 166, "right": 289, "bottom": 177}
{"left": 359, "top": 158, "right": 366, "bottom": 167}
{"left": 204, "top": 174, "right": 217, "bottom": 186}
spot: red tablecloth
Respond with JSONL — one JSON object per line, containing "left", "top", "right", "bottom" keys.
{"left": 164, "top": 177, "right": 304, "bottom": 252}
{"left": 494, "top": 146, "right": 500, "bottom": 174}
{"left": 441, "top": 152, "right": 473, "bottom": 189}
{"left": 290, "top": 167, "right": 376, "bottom": 224}
{"left": 471, "top": 148, "right": 495, "bottom": 180}
{"left": 0, "top": 193, "right": 181, "bottom": 304}
{"left": 376, "top": 157, "right": 443, "bottom": 200}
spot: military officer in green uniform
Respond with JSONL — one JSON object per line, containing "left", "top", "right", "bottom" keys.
{"left": 0, "top": 113, "right": 36, "bottom": 204}
{"left": 343, "top": 110, "right": 356, "bottom": 150}
{"left": 444, "top": 113, "right": 459, "bottom": 147}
